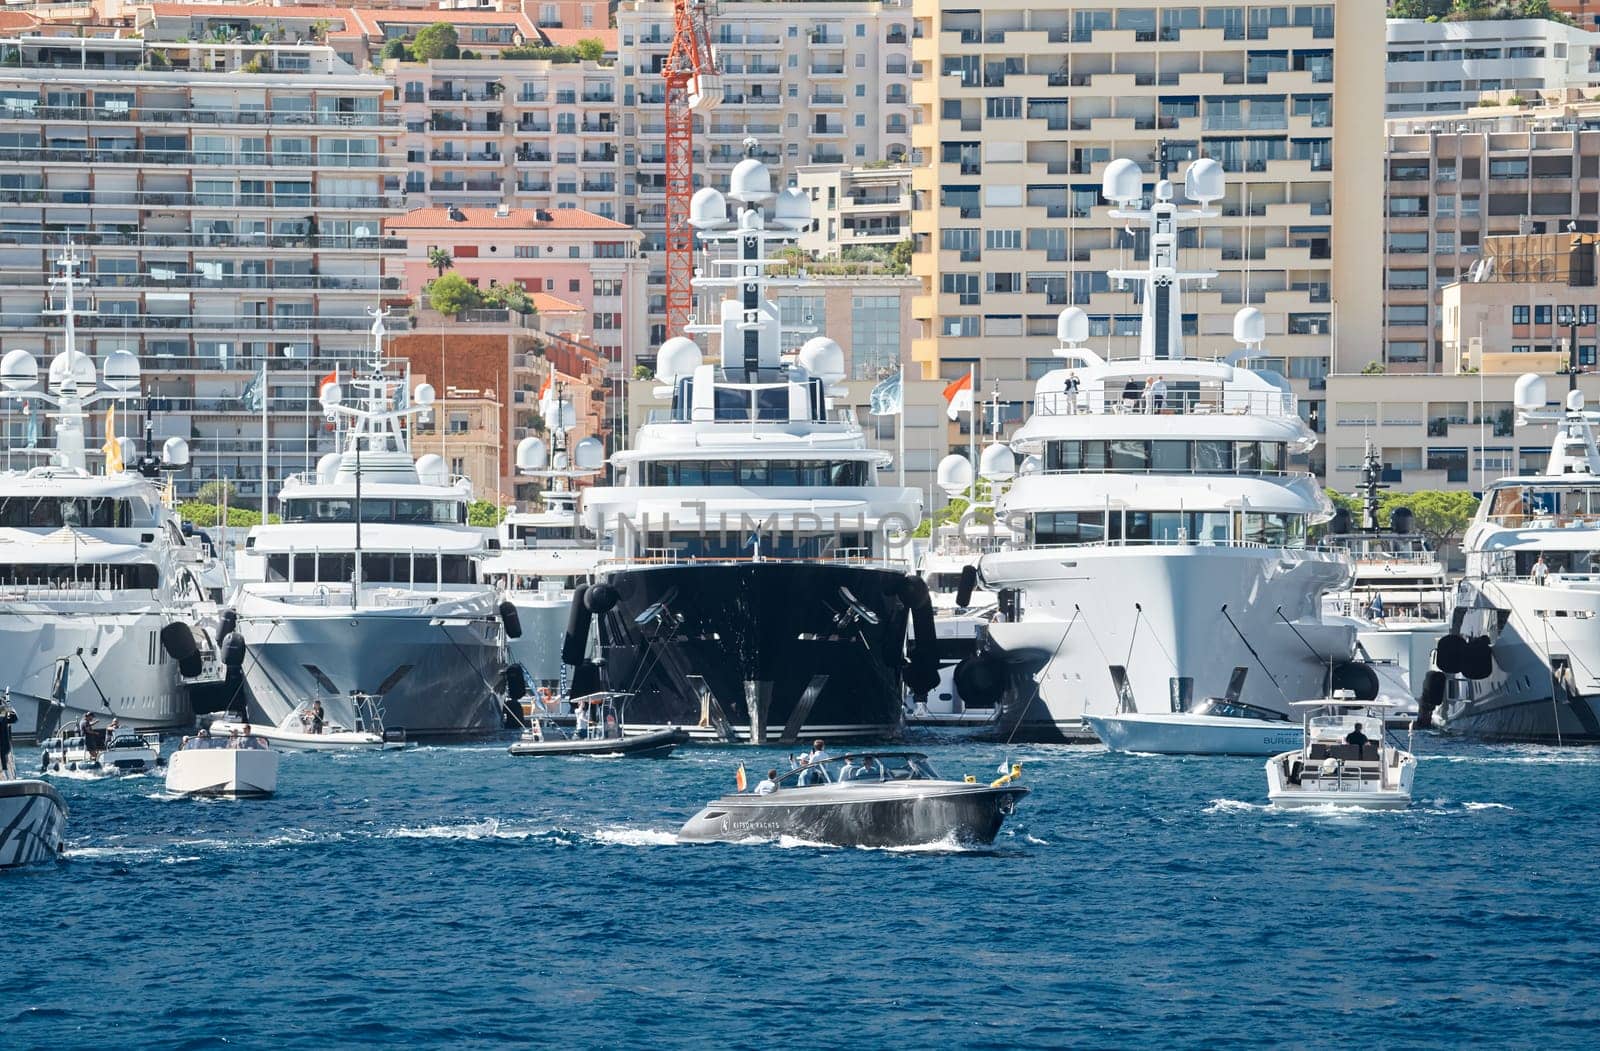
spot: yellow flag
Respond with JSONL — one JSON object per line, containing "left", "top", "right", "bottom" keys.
{"left": 101, "top": 404, "right": 123, "bottom": 473}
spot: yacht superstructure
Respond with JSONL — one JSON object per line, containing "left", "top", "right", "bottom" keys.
{"left": 1433, "top": 375, "right": 1600, "bottom": 742}
{"left": 0, "top": 247, "right": 207, "bottom": 739}
{"left": 969, "top": 156, "right": 1356, "bottom": 742}
{"left": 228, "top": 311, "right": 506, "bottom": 739}
{"left": 565, "top": 151, "right": 928, "bottom": 742}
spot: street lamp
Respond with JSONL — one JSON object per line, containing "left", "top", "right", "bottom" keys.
{"left": 1556, "top": 303, "right": 1598, "bottom": 391}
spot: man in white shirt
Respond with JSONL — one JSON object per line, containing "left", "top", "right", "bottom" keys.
{"left": 754, "top": 769, "right": 778, "bottom": 795}
{"left": 806, "top": 739, "right": 829, "bottom": 764}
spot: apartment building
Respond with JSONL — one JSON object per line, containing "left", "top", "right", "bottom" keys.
{"left": 1382, "top": 101, "right": 1600, "bottom": 371}
{"left": 795, "top": 163, "right": 912, "bottom": 258}
{"left": 0, "top": 34, "right": 402, "bottom": 506}
{"left": 391, "top": 51, "right": 622, "bottom": 221}
{"left": 615, "top": 0, "right": 915, "bottom": 348}
{"left": 910, "top": 0, "right": 1385, "bottom": 455}
{"left": 1386, "top": 16, "right": 1600, "bottom": 116}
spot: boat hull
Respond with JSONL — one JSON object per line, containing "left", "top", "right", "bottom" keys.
{"left": 505, "top": 592, "right": 580, "bottom": 689}
{"left": 0, "top": 780, "right": 66, "bottom": 867}
{"left": 1085, "top": 713, "right": 1303, "bottom": 756}
{"left": 164, "top": 748, "right": 279, "bottom": 798}
{"left": 582, "top": 562, "right": 912, "bottom": 743}
{"left": 209, "top": 718, "right": 402, "bottom": 752}
{"left": 1265, "top": 752, "right": 1416, "bottom": 809}
{"left": 234, "top": 600, "right": 503, "bottom": 740}
{"left": 678, "top": 783, "right": 1028, "bottom": 847}
{"left": 507, "top": 728, "right": 689, "bottom": 758}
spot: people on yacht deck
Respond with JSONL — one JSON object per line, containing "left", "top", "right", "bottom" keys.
{"left": 1151, "top": 375, "right": 1168, "bottom": 413}
{"left": 1368, "top": 593, "right": 1387, "bottom": 628}
{"left": 310, "top": 699, "right": 325, "bottom": 735}
{"left": 1344, "top": 723, "right": 1370, "bottom": 760}
{"left": 754, "top": 769, "right": 778, "bottom": 795}
{"left": 1532, "top": 554, "right": 1549, "bottom": 586}
{"left": 1062, "top": 374, "right": 1080, "bottom": 414}
{"left": 0, "top": 700, "right": 16, "bottom": 779}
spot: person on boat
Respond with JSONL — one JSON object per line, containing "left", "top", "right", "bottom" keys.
{"left": 1532, "top": 554, "right": 1549, "bottom": 586}
{"left": 79, "top": 712, "right": 100, "bottom": 758}
{"left": 807, "top": 740, "right": 830, "bottom": 765}
{"left": 1062, "top": 373, "right": 1080, "bottom": 414}
{"left": 310, "top": 699, "right": 325, "bottom": 736}
{"left": 574, "top": 699, "right": 590, "bottom": 739}
{"left": 1344, "top": 722, "right": 1371, "bottom": 760}
{"left": 1150, "top": 375, "right": 1168, "bottom": 413}
{"left": 1368, "top": 593, "right": 1387, "bottom": 628}
{"left": 853, "top": 755, "right": 881, "bottom": 781}
{"left": 754, "top": 769, "right": 778, "bottom": 795}
{"left": 0, "top": 697, "right": 16, "bottom": 779}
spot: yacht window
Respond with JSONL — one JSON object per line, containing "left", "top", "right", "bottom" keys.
{"left": 1261, "top": 442, "right": 1284, "bottom": 473}
{"left": 293, "top": 554, "right": 316, "bottom": 582}
{"left": 708, "top": 460, "right": 738, "bottom": 485}
{"left": 1125, "top": 511, "right": 1153, "bottom": 542}
{"left": 1033, "top": 511, "right": 1105, "bottom": 545}
{"left": 1188, "top": 511, "right": 1232, "bottom": 543}
{"left": 641, "top": 460, "right": 869, "bottom": 487}
{"left": 678, "top": 461, "right": 707, "bottom": 485}
{"left": 1195, "top": 440, "right": 1233, "bottom": 472}
{"left": 1110, "top": 440, "right": 1150, "bottom": 471}
{"left": 673, "top": 377, "right": 693, "bottom": 422}
{"left": 440, "top": 555, "right": 475, "bottom": 583}
{"left": 1151, "top": 512, "right": 1185, "bottom": 542}
{"left": 0, "top": 562, "right": 158, "bottom": 589}
{"left": 414, "top": 555, "right": 438, "bottom": 583}
{"left": 756, "top": 387, "right": 788, "bottom": 421}
{"left": 318, "top": 553, "right": 353, "bottom": 581}
{"left": 1081, "top": 440, "right": 1109, "bottom": 471}
{"left": 0, "top": 497, "right": 134, "bottom": 527}
{"left": 738, "top": 462, "right": 767, "bottom": 485}
{"left": 830, "top": 462, "right": 867, "bottom": 485}
{"left": 1152, "top": 440, "right": 1190, "bottom": 472}
{"left": 714, "top": 388, "right": 751, "bottom": 421}
{"left": 362, "top": 553, "right": 412, "bottom": 583}
{"left": 266, "top": 554, "right": 290, "bottom": 581}
{"left": 1235, "top": 441, "right": 1262, "bottom": 472}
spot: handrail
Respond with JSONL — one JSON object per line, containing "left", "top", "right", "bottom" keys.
{"left": 1034, "top": 388, "right": 1298, "bottom": 418}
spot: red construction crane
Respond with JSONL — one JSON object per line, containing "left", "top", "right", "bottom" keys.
{"left": 662, "top": 0, "right": 720, "bottom": 339}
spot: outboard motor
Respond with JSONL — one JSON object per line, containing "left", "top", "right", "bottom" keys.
{"left": 216, "top": 608, "right": 237, "bottom": 641}
{"left": 1416, "top": 669, "right": 1446, "bottom": 729}
{"left": 220, "top": 633, "right": 246, "bottom": 683}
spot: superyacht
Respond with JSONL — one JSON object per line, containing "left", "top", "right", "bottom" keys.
{"left": 229, "top": 311, "right": 507, "bottom": 738}
{"left": 972, "top": 156, "right": 1356, "bottom": 742}
{"left": 569, "top": 152, "right": 928, "bottom": 742}
{"left": 0, "top": 247, "right": 209, "bottom": 738}
{"left": 1434, "top": 374, "right": 1600, "bottom": 741}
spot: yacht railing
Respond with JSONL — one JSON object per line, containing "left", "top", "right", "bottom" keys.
{"left": 643, "top": 407, "right": 860, "bottom": 426}
{"left": 266, "top": 585, "right": 491, "bottom": 607}
{"left": 0, "top": 586, "right": 159, "bottom": 601}
{"left": 600, "top": 551, "right": 911, "bottom": 570}
{"left": 1017, "top": 537, "right": 1334, "bottom": 553}
{"left": 1483, "top": 512, "right": 1600, "bottom": 529}
{"left": 1035, "top": 388, "right": 1297, "bottom": 418}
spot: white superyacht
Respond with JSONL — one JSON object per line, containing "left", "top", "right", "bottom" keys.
{"left": 229, "top": 312, "right": 508, "bottom": 739}
{"left": 971, "top": 156, "right": 1356, "bottom": 742}
{"left": 0, "top": 248, "right": 209, "bottom": 739}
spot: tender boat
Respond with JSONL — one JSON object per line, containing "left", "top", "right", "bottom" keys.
{"left": 1, "top": 698, "right": 66, "bottom": 866}
{"left": 508, "top": 693, "right": 688, "bottom": 758}
{"left": 678, "top": 752, "right": 1028, "bottom": 847}
{"left": 1087, "top": 698, "right": 1302, "bottom": 758}
{"left": 40, "top": 725, "right": 163, "bottom": 774}
{"left": 210, "top": 695, "right": 405, "bottom": 752}
{"left": 1266, "top": 695, "right": 1416, "bottom": 810}
{"left": 164, "top": 730, "right": 279, "bottom": 798}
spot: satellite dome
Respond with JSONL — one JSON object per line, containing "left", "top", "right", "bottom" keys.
{"left": 1569, "top": 388, "right": 1586, "bottom": 413}
{"left": 316, "top": 452, "right": 341, "bottom": 484}
{"left": 573, "top": 435, "right": 604, "bottom": 470}
{"left": 936, "top": 453, "right": 975, "bottom": 496}
{"left": 1, "top": 349, "right": 38, "bottom": 391}
{"left": 689, "top": 186, "right": 728, "bottom": 229}
{"left": 1233, "top": 307, "right": 1266, "bottom": 346}
{"left": 1514, "top": 373, "right": 1548, "bottom": 412}
{"left": 162, "top": 436, "right": 190, "bottom": 467}
{"left": 102, "top": 350, "right": 141, "bottom": 392}
{"left": 1101, "top": 158, "right": 1143, "bottom": 205}
{"left": 728, "top": 157, "right": 775, "bottom": 205}
{"left": 979, "top": 442, "right": 1016, "bottom": 482}
{"left": 544, "top": 397, "right": 577, "bottom": 433}
{"left": 1056, "top": 306, "right": 1089, "bottom": 345}
{"left": 415, "top": 453, "right": 449, "bottom": 487}
{"left": 657, "top": 337, "right": 703, "bottom": 383}
{"left": 516, "top": 435, "right": 549, "bottom": 472}
{"left": 797, "top": 336, "right": 845, "bottom": 383}
{"left": 413, "top": 383, "right": 436, "bottom": 406}
{"left": 47, "top": 350, "right": 95, "bottom": 391}
{"left": 770, "top": 187, "right": 812, "bottom": 231}
{"left": 320, "top": 382, "right": 343, "bottom": 409}
{"left": 1184, "top": 157, "right": 1225, "bottom": 204}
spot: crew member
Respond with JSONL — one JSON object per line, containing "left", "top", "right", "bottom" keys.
{"left": 1344, "top": 721, "right": 1370, "bottom": 760}
{"left": 754, "top": 769, "right": 778, "bottom": 795}
{"left": 1532, "top": 554, "right": 1550, "bottom": 586}
{"left": 310, "top": 699, "right": 325, "bottom": 735}
{"left": 0, "top": 698, "right": 17, "bottom": 779}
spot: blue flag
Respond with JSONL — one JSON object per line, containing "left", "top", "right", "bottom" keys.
{"left": 241, "top": 365, "right": 266, "bottom": 411}
{"left": 23, "top": 403, "right": 36, "bottom": 449}
{"left": 868, "top": 370, "right": 902, "bottom": 416}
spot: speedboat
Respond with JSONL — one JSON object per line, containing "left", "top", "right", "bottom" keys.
{"left": 164, "top": 730, "right": 279, "bottom": 798}
{"left": 40, "top": 726, "right": 163, "bottom": 774}
{"left": 1265, "top": 694, "right": 1416, "bottom": 809}
{"left": 509, "top": 692, "right": 687, "bottom": 757}
{"left": 678, "top": 752, "right": 1028, "bottom": 847}
{"left": 1086, "top": 693, "right": 1302, "bottom": 757}
{"left": 210, "top": 695, "right": 405, "bottom": 752}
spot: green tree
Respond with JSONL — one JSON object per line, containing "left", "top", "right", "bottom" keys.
{"left": 381, "top": 38, "right": 412, "bottom": 61}
{"left": 427, "top": 246, "right": 453, "bottom": 277}
{"left": 411, "top": 22, "right": 460, "bottom": 61}
{"left": 196, "top": 479, "right": 236, "bottom": 504}
{"left": 890, "top": 238, "right": 914, "bottom": 274}
{"left": 575, "top": 37, "right": 606, "bottom": 62}
{"left": 467, "top": 500, "right": 505, "bottom": 527}
{"left": 1394, "top": 490, "right": 1480, "bottom": 551}
{"left": 428, "top": 272, "right": 480, "bottom": 317}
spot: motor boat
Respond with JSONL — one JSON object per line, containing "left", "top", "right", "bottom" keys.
{"left": 508, "top": 693, "right": 688, "bottom": 758}
{"left": 1086, "top": 678, "right": 1303, "bottom": 756}
{"left": 567, "top": 152, "right": 927, "bottom": 744}
{"left": 1, "top": 698, "right": 66, "bottom": 867}
{"left": 678, "top": 752, "right": 1028, "bottom": 847}
{"left": 40, "top": 724, "right": 163, "bottom": 774}
{"left": 969, "top": 156, "right": 1355, "bottom": 742}
{"left": 228, "top": 310, "right": 510, "bottom": 740}
{"left": 164, "top": 730, "right": 279, "bottom": 798}
{"left": 0, "top": 246, "right": 217, "bottom": 742}
{"left": 1432, "top": 377, "right": 1600, "bottom": 742}
{"left": 210, "top": 694, "right": 405, "bottom": 752}
{"left": 1265, "top": 694, "right": 1416, "bottom": 809}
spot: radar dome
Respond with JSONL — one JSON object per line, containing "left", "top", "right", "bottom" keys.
{"left": 936, "top": 453, "right": 975, "bottom": 496}
{"left": 413, "top": 383, "right": 436, "bottom": 406}
{"left": 797, "top": 336, "right": 845, "bottom": 383}
{"left": 316, "top": 452, "right": 341, "bottom": 484}
{"left": 162, "top": 436, "right": 190, "bottom": 467}
{"left": 1056, "top": 306, "right": 1089, "bottom": 345}
{"left": 1569, "top": 389, "right": 1586, "bottom": 412}
{"left": 1101, "top": 158, "right": 1143, "bottom": 205}
{"left": 1019, "top": 453, "right": 1042, "bottom": 476}
{"left": 102, "top": 350, "right": 141, "bottom": 392}
{"left": 0, "top": 349, "right": 37, "bottom": 391}
{"left": 728, "top": 157, "right": 775, "bottom": 205}
{"left": 544, "top": 397, "right": 577, "bottom": 433}
{"left": 656, "top": 336, "right": 703, "bottom": 383}
{"left": 573, "top": 435, "right": 604, "bottom": 470}
{"left": 1184, "top": 157, "right": 1225, "bottom": 204}
{"left": 320, "top": 382, "right": 343, "bottom": 409}
{"left": 770, "top": 187, "right": 812, "bottom": 231}
{"left": 688, "top": 186, "right": 728, "bottom": 229}
{"left": 1233, "top": 307, "right": 1266, "bottom": 345}
{"left": 1514, "top": 373, "right": 1548, "bottom": 411}
{"left": 979, "top": 442, "right": 1016, "bottom": 482}
{"left": 516, "top": 435, "right": 549, "bottom": 472}
{"left": 47, "top": 350, "right": 95, "bottom": 391}
{"left": 415, "top": 453, "right": 449, "bottom": 486}
{"left": 114, "top": 437, "right": 136, "bottom": 468}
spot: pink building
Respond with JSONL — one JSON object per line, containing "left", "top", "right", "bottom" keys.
{"left": 385, "top": 205, "right": 647, "bottom": 370}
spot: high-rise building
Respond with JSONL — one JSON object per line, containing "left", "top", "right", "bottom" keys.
{"left": 794, "top": 163, "right": 912, "bottom": 258}
{"left": 1386, "top": 16, "right": 1600, "bottom": 116}
{"left": 0, "top": 33, "right": 402, "bottom": 505}
{"left": 909, "top": 0, "right": 1385, "bottom": 468}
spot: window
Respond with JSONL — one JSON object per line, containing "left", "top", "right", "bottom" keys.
{"left": 987, "top": 229, "right": 1021, "bottom": 251}
{"left": 942, "top": 272, "right": 980, "bottom": 305}
{"left": 986, "top": 96, "right": 1021, "bottom": 119}
{"left": 1512, "top": 305, "right": 1530, "bottom": 325}
{"left": 850, "top": 296, "right": 900, "bottom": 379}
{"left": 1535, "top": 305, "right": 1553, "bottom": 325}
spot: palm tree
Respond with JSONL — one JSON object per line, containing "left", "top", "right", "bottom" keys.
{"left": 427, "top": 247, "right": 453, "bottom": 278}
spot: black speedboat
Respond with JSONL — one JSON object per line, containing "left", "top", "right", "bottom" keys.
{"left": 507, "top": 693, "right": 689, "bottom": 758}
{"left": 678, "top": 752, "right": 1028, "bottom": 847}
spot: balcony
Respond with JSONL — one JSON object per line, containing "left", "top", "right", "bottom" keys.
{"left": 0, "top": 187, "right": 399, "bottom": 211}
{"left": 430, "top": 149, "right": 501, "bottom": 164}
{"left": 809, "top": 64, "right": 847, "bottom": 78}
{"left": 515, "top": 179, "right": 553, "bottom": 193}
{"left": 812, "top": 91, "right": 846, "bottom": 106}
{"left": 428, "top": 178, "right": 504, "bottom": 193}
{"left": 514, "top": 148, "right": 551, "bottom": 163}
{"left": 0, "top": 312, "right": 408, "bottom": 334}
{"left": 12, "top": 104, "right": 399, "bottom": 129}
{"left": 0, "top": 146, "right": 391, "bottom": 170}
{"left": 582, "top": 90, "right": 616, "bottom": 103}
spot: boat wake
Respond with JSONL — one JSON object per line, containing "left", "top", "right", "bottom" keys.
{"left": 1204, "top": 798, "right": 1270, "bottom": 815}
{"left": 385, "top": 818, "right": 545, "bottom": 842}
{"left": 588, "top": 826, "right": 679, "bottom": 847}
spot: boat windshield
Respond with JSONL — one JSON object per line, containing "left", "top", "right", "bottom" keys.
{"left": 183, "top": 733, "right": 269, "bottom": 751}
{"left": 776, "top": 752, "right": 940, "bottom": 788}
{"left": 1191, "top": 698, "right": 1290, "bottom": 722}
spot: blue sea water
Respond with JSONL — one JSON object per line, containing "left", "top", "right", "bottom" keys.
{"left": 4, "top": 735, "right": 1599, "bottom": 1049}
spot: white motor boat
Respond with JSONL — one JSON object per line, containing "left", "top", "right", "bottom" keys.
{"left": 40, "top": 725, "right": 163, "bottom": 775}
{"left": 1266, "top": 695, "right": 1416, "bottom": 809}
{"left": 164, "top": 731, "right": 279, "bottom": 798}
{"left": 1, "top": 698, "right": 66, "bottom": 866}
{"left": 210, "top": 695, "right": 404, "bottom": 752}
{"left": 1087, "top": 698, "right": 1302, "bottom": 758}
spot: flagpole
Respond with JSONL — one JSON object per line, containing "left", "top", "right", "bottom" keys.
{"left": 259, "top": 361, "right": 268, "bottom": 516}
{"left": 966, "top": 364, "right": 976, "bottom": 503}
{"left": 896, "top": 363, "right": 905, "bottom": 487}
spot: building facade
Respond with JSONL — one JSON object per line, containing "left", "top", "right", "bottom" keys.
{"left": 794, "top": 163, "right": 912, "bottom": 258}
{"left": 1386, "top": 16, "right": 1600, "bottom": 116}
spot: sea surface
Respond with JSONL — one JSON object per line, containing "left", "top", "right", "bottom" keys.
{"left": 4, "top": 734, "right": 1599, "bottom": 1049}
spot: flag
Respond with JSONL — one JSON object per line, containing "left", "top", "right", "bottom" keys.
{"left": 538, "top": 375, "right": 554, "bottom": 414}
{"left": 22, "top": 402, "right": 36, "bottom": 449}
{"left": 735, "top": 763, "right": 747, "bottom": 793}
{"left": 101, "top": 404, "right": 123, "bottom": 474}
{"left": 241, "top": 364, "right": 266, "bottom": 412}
{"left": 868, "top": 371, "right": 902, "bottom": 416}
{"left": 317, "top": 368, "right": 337, "bottom": 396}
{"left": 943, "top": 371, "right": 974, "bottom": 421}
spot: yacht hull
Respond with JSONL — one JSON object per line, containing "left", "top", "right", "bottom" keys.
{"left": 0, "top": 609, "right": 188, "bottom": 741}
{"left": 1085, "top": 712, "right": 1303, "bottom": 756}
{"left": 234, "top": 602, "right": 504, "bottom": 740}
{"left": 505, "top": 592, "right": 579, "bottom": 688}
{"left": 0, "top": 780, "right": 66, "bottom": 867}
{"left": 582, "top": 562, "right": 911, "bottom": 743}
{"left": 981, "top": 545, "right": 1354, "bottom": 742}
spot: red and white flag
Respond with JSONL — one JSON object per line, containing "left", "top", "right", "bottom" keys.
{"left": 943, "top": 371, "right": 974, "bottom": 421}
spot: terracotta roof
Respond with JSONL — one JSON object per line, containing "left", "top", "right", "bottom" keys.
{"left": 386, "top": 206, "right": 631, "bottom": 232}
{"left": 536, "top": 27, "right": 617, "bottom": 52}
{"left": 0, "top": 12, "right": 39, "bottom": 31}
{"left": 529, "top": 292, "right": 583, "bottom": 314}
